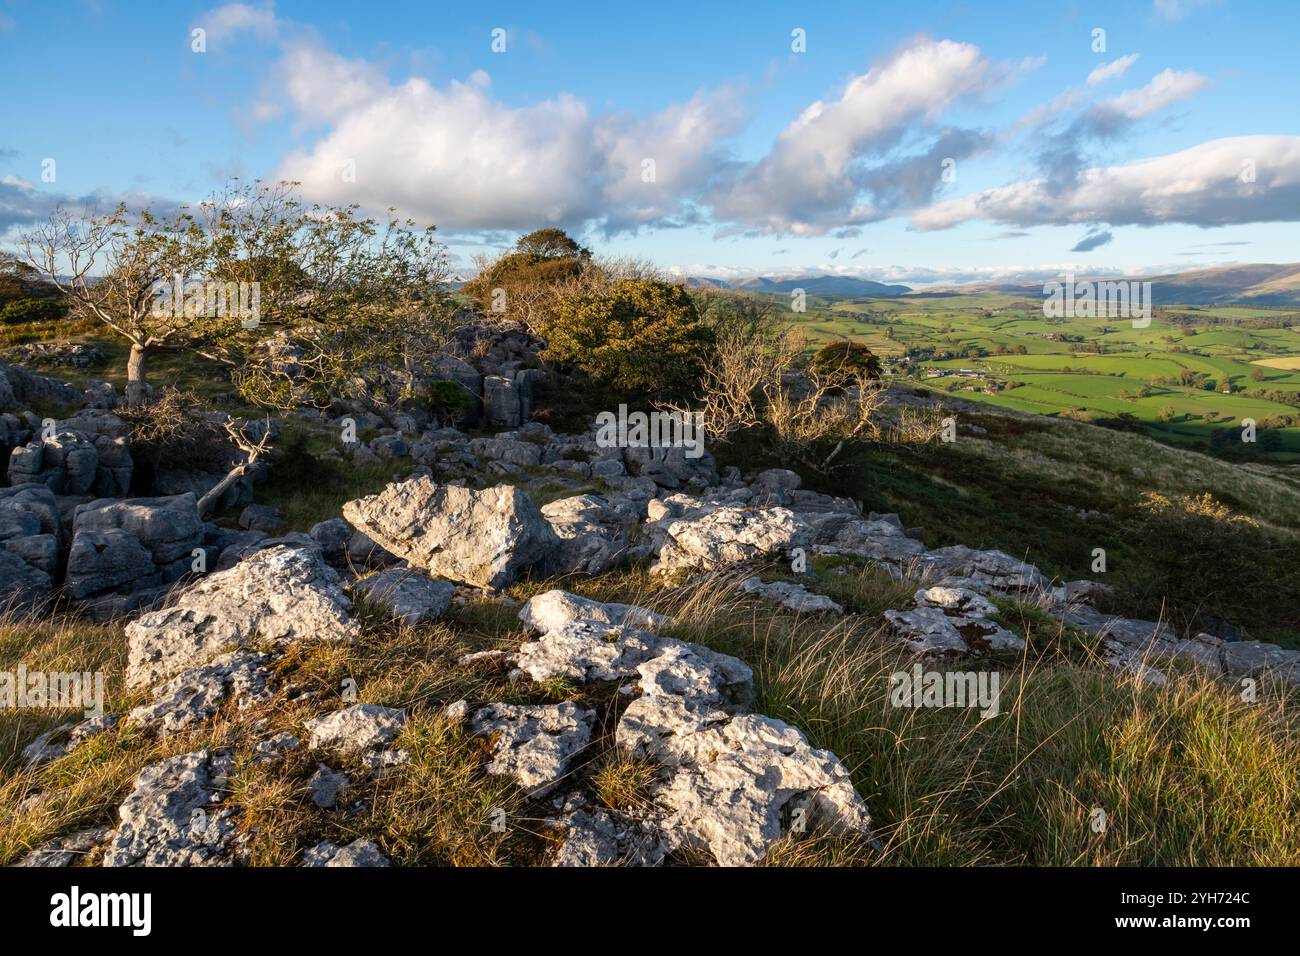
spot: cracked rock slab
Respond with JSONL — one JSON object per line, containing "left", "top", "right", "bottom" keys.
{"left": 102, "top": 750, "right": 241, "bottom": 867}
{"left": 617, "top": 695, "right": 871, "bottom": 866}
{"left": 519, "top": 589, "right": 671, "bottom": 636}
{"left": 884, "top": 606, "right": 1025, "bottom": 657}
{"left": 125, "top": 545, "right": 357, "bottom": 690}
{"left": 128, "top": 650, "right": 272, "bottom": 737}
{"left": 17, "top": 825, "right": 114, "bottom": 867}
{"left": 305, "top": 703, "right": 406, "bottom": 752}
{"left": 551, "top": 808, "right": 668, "bottom": 867}
{"left": 342, "top": 476, "right": 559, "bottom": 590}
{"left": 302, "top": 838, "right": 390, "bottom": 867}
{"left": 470, "top": 702, "right": 595, "bottom": 796}
{"left": 654, "top": 506, "right": 812, "bottom": 574}
{"left": 741, "top": 576, "right": 844, "bottom": 614}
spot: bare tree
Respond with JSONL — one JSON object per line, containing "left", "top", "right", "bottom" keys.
{"left": 16, "top": 204, "right": 205, "bottom": 405}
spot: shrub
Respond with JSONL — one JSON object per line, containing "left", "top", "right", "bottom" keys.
{"left": 540, "top": 278, "right": 713, "bottom": 397}
{"left": 462, "top": 228, "right": 592, "bottom": 328}
{"left": 1, "top": 297, "right": 67, "bottom": 325}
{"left": 808, "top": 340, "right": 883, "bottom": 389}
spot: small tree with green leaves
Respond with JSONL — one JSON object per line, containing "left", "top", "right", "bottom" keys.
{"left": 541, "top": 278, "right": 713, "bottom": 398}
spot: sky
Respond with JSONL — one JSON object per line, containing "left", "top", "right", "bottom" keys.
{"left": 0, "top": 0, "right": 1297, "bottom": 286}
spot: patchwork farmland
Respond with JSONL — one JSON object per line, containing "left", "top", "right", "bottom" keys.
{"left": 784, "top": 292, "right": 1300, "bottom": 461}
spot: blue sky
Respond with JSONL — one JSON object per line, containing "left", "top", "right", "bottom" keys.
{"left": 1, "top": 0, "right": 1297, "bottom": 285}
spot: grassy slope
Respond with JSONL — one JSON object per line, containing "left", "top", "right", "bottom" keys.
{"left": 3, "top": 311, "right": 1299, "bottom": 865}
{"left": 3, "top": 565, "right": 1296, "bottom": 867}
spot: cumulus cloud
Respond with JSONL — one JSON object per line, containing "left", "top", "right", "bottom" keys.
{"left": 912, "top": 135, "right": 1300, "bottom": 230}
{"left": 276, "top": 70, "right": 607, "bottom": 232}
{"left": 1033, "top": 68, "right": 1209, "bottom": 189}
{"left": 1086, "top": 54, "right": 1140, "bottom": 86}
{"left": 707, "top": 39, "right": 1012, "bottom": 235}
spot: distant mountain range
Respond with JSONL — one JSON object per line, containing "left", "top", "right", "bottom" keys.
{"left": 684, "top": 264, "right": 1300, "bottom": 306}
{"left": 685, "top": 274, "right": 913, "bottom": 297}
{"left": 926, "top": 263, "right": 1300, "bottom": 307}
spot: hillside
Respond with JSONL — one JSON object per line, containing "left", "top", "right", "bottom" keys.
{"left": 2, "top": 306, "right": 1299, "bottom": 871}
{"left": 934, "top": 263, "right": 1300, "bottom": 306}
{"left": 689, "top": 274, "right": 914, "bottom": 297}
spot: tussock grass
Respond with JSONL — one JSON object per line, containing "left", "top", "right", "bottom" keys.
{"left": 2, "top": 558, "right": 1296, "bottom": 866}
{"left": 544, "top": 570, "right": 1300, "bottom": 866}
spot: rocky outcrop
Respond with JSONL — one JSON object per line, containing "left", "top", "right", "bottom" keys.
{"left": 654, "top": 506, "right": 813, "bottom": 575}
{"left": 342, "top": 476, "right": 559, "bottom": 589}
{"left": 353, "top": 567, "right": 455, "bottom": 625}
{"left": 539, "top": 493, "right": 644, "bottom": 576}
{"left": 486, "top": 590, "right": 873, "bottom": 866}
{"left": 470, "top": 702, "right": 596, "bottom": 795}
{"left": 884, "top": 586, "right": 1025, "bottom": 657}
{"left": 0, "top": 362, "right": 82, "bottom": 411}
{"left": 124, "top": 545, "right": 357, "bottom": 689}
{"left": 102, "top": 750, "right": 242, "bottom": 867}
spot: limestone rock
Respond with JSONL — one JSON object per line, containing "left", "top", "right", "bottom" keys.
{"left": 307, "top": 764, "right": 350, "bottom": 809}
{"left": 740, "top": 576, "right": 844, "bottom": 614}
{"left": 125, "top": 545, "right": 357, "bottom": 689}
{"left": 74, "top": 493, "right": 204, "bottom": 571}
{"left": 617, "top": 698, "right": 872, "bottom": 866}
{"left": 342, "top": 476, "right": 559, "bottom": 589}
{"left": 654, "top": 506, "right": 813, "bottom": 574}
{"left": 65, "top": 528, "right": 158, "bottom": 600}
{"left": 302, "top": 838, "right": 389, "bottom": 867}
{"left": 353, "top": 567, "right": 455, "bottom": 625}
{"left": 304, "top": 703, "right": 406, "bottom": 752}
{"left": 552, "top": 809, "right": 667, "bottom": 867}
{"left": 470, "top": 701, "right": 595, "bottom": 796}
{"left": 127, "top": 650, "right": 272, "bottom": 736}
{"left": 520, "top": 589, "right": 671, "bottom": 636}
{"left": 16, "top": 826, "right": 114, "bottom": 867}
{"left": 102, "top": 750, "right": 242, "bottom": 867}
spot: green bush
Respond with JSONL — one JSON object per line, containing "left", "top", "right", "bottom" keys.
{"left": 423, "top": 378, "right": 479, "bottom": 424}
{"left": 1, "top": 297, "right": 67, "bottom": 325}
{"left": 462, "top": 228, "right": 591, "bottom": 320}
{"left": 809, "top": 340, "right": 882, "bottom": 387}
{"left": 540, "top": 278, "right": 714, "bottom": 397}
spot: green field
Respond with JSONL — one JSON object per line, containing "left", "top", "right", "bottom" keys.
{"left": 782, "top": 292, "right": 1300, "bottom": 462}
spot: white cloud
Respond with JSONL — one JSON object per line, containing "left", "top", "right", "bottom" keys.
{"left": 276, "top": 71, "right": 606, "bottom": 231}
{"left": 707, "top": 38, "right": 1009, "bottom": 235}
{"left": 912, "top": 135, "right": 1300, "bottom": 230}
{"left": 1098, "top": 68, "right": 1208, "bottom": 119}
{"left": 199, "top": 2, "right": 278, "bottom": 44}
{"left": 1086, "top": 54, "right": 1140, "bottom": 86}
